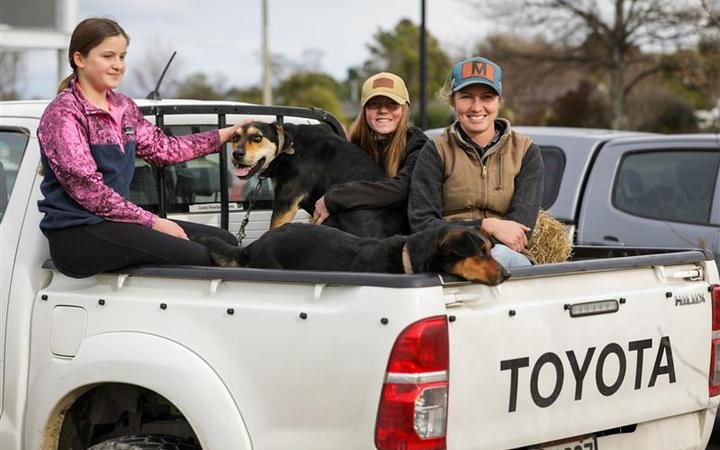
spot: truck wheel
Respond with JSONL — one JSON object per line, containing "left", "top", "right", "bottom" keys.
{"left": 86, "top": 434, "right": 201, "bottom": 450}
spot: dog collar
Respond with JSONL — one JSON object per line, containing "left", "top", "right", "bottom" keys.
{"left": 402, "top": 244, "right": 413, "bottom": 274}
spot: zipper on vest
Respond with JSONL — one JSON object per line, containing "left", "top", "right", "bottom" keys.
{"left": 481, "top": 163, "right": 487, "bottom": 178}
{"left": 497, "top": 154, "right": 503, "bottom": 190}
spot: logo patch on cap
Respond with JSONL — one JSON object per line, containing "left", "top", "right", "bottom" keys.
{"left": 372, "top": 77, "right": 395, "bottom": 89}
{"left": 461, "top": 61, "right": 495, "bottom": 82}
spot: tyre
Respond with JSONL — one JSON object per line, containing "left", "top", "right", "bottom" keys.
{"left": 86, "top": 434, "right": 201, "bottom": 450}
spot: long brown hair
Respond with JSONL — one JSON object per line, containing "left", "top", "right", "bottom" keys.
{"left": 347, "top": 103, "right": 410, "bottom": 178}
{"left": 57, "top": 18, "right": 130, "bottom": 93}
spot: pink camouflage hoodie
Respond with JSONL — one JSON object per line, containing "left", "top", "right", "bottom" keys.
{"left": 37, "top": 79, "right": 220, "bottom": 231}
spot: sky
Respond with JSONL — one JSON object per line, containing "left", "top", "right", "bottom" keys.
{"left": 15, "top": 0, "right": 495, "bottom": 99}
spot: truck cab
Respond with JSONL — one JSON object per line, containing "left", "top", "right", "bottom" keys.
{"left": 517, "top": 127, "right": 720, "bottom": 265}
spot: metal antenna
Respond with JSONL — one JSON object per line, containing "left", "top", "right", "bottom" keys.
{"left": 146, "top": 51, "right": 177, "bottom": 100}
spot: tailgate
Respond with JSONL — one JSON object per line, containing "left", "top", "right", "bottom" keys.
{"left": 445, "top": 260, "right": 712, "bottom": 449}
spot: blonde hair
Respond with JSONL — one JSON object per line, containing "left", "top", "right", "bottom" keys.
{"left": 347, "top": 103, "right": 410, "bottom": 178}
{"left": 437, "top": 73, "right": 454, "bottom": 105}
{"left": 436, "top": 74, "right": 503, "bottom": 110}
{"left": 57, "top": 18, "right": 129, "bottom": 93}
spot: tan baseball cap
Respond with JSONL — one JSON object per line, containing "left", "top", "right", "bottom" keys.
{"left": 361, "top": 72, "right": 410, "bottom": 107}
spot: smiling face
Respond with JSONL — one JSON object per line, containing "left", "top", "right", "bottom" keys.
{"left": 231, "top": 122, "right": 286, "bottom": 178}
{"left": 452, "top": 84, "right": 500, "bottom": 146}
{"left": 364, "top": 95, "right": 404, "bottom": 137}
{"left": 74, "top": 34, "right": 128, "bottom": 94}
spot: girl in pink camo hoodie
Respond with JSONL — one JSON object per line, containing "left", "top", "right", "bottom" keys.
{"left": 37, "top": 18, "right": 241, "bottom": 278}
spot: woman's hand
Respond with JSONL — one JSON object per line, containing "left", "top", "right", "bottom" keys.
{"left": 313, "top": 196, "right": 330, "bottom": 224}
{"left": 481, "top": 217, "right": 530, "bottom": 252}
{"left": 152, "top": 218, "right": 188, "bottom": 240}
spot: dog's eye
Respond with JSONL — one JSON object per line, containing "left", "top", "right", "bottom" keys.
{"left": 230, "top": 133, "right": 241, "bottom": 143}
{"left": 250, "top": 135, "right": 263, "bottom": 143}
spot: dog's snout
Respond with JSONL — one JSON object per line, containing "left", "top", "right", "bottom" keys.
{"left": 232, "top": 148, "right": 245, "bottom": 162}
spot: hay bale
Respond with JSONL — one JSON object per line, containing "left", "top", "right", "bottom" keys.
{"left": 526, "top": 210, "right": 573, "bottom": 264}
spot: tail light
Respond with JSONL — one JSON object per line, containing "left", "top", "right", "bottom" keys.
{"left": 710, "top": 284, "right": 720, "bottom": 396}
{"left": 375, "top": 316, "right": 449, "bottom": 450}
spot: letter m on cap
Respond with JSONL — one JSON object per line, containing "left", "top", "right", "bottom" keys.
{"left": 462, "top": 61, "right": 495, "bottom": 81}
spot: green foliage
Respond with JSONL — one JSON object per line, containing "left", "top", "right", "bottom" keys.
{"left": 635, "top": 91, "right": 699, "bottom": 133}
{"left": 276, "top": 72, "right": 345, "bottom": 122}
{"left": 225, "top": 86, "right": 263, "bottom": 104}
{"left": 174, "top": 73, "right": 225, "bottom": 100}
{"left": 411, "top": 103, "right": 455, "bottom": 129}
{"left": 361, "top": 18, "right": 451, "bottom": 110}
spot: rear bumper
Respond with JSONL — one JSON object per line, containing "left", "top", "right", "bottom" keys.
{"left": 597, "top": 401, "right": 719, "bottom": 450}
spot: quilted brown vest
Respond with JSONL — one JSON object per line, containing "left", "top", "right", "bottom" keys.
{"left": 432, "top": 120, "right": 532, "bottom": 221}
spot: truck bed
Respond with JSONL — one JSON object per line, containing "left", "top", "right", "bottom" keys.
{"left": 34, "top": 247, "right": 718, "bottom": 449}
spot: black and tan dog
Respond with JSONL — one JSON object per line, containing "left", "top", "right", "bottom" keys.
{"left": 230, "top": 122, "right": 407, "bottom": 238}
{"left": 196, "top": 223, "right": 509, "bottom": 285}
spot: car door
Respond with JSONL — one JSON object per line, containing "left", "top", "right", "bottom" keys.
{"left": 0, "top": 118, "right": 40, "bottom": 416}
{"left": 577, "top": 134, "right": 720, "bottom": 263}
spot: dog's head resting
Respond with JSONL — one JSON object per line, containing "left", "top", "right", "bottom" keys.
{"left": 231, "top": 121, "right": 293, "bottom": 179}
{"left": 408, "top": 226, "right": 510, "bottom": 285}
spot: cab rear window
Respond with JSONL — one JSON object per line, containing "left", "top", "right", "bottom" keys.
{"left": 539, "top": 146, "right": 565, "bottom": 209}
{"left": 129, "top": 125, "right": 273, "bottom": 214}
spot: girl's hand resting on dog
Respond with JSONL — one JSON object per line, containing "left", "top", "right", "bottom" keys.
{"left": 152, "top": 218, "right": 188, "bottom": 240}
{"left": 481, "top": 217, "right": 529, "bottom": 252}
{"left": 313, "top": 196, "right": 330, "bottom": 224}
{"left": 218, "top": 119, "right": 253, "bottom": 145}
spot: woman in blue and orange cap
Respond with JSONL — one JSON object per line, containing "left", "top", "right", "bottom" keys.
{"left": 312, "top": 72, "right": 428, "bottom": 224}
{"left": 408, "top": 56, "right": 544, "bottom": 268}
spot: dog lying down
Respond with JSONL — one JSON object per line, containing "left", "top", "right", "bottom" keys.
{"left": 195, "top": 223, "right": 509, "bottom": 286}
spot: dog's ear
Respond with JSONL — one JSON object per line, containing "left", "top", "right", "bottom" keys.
{"left": 440, "top": 228, "right": 490, "bottom": 258}
{"left": 274, "top": 123, "right": 295, "bottom": 155}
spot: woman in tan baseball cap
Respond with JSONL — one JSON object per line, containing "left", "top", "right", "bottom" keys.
{"left": 313, "top": 72, "right": 428, "bottom": 224}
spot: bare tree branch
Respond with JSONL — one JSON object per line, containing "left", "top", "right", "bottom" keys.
{"left": 700, "top": 0, "right": 720, "bottom": 28}
{"left": 624, "top": 65, "right": 664, "bottom": 95}
{"left": 464, "top": 0, "right": 704, "bottom": 128}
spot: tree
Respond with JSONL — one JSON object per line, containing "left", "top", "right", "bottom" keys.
{"left": 226, "top": 86, "right": 263, "bottom": 104}
{"left": 174, "top": 73, "right": 227, "bottom": 100}
{"left": 467, "top": 0, "right": 706, "bottom": 129}
{"left": 360, "top": 19, "right": 451, "bottom": 113}
{"left": 276, "top": 72, "right": 345, "bottom": 122}
{"left": 0, "top": 51, "right": 23, "bottom": 100}
{"left": 474, "top": 33, "right": 591, "bottom": 125}
{"left": 548, "top": 80, "right": 611, "bottom": 127}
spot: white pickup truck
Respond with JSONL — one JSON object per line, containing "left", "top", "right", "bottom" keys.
{"left": 1, "top": 100, "right": 719, "bottom": 450}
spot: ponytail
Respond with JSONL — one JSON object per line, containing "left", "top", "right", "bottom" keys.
{"left": 57, "top": 73, "right": 75, "bottom": 94}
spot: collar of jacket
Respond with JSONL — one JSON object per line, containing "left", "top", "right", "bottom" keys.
{"left": 449, "top": 118, "right": 512, "bottom": 161}
{"left": 69, "top": 78, "right": 120, "bottom": 117}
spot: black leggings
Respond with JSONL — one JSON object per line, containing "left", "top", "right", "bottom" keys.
{"left": 45, "top": 220, "right": 237, "bottom": 278}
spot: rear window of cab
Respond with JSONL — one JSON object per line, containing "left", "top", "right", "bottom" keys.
{"left": 128, "top": 124, "right": 273, "bottom": 214}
